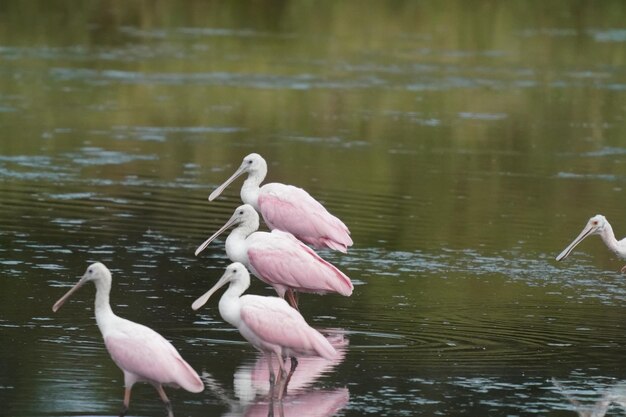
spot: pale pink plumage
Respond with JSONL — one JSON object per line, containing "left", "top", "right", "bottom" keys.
{"left": 239, "top": 295, "right": 337, "bottom": 360}
{"left": 194, "top": 204, "right": 353, "bottom": 301}
{"left": 192, "top": 263, "right": 338, "bottom": 400}
{"left": 237, "top": 331, "right": 348, "bottom": 398}
{"left": 104, "top": 324, "right": 204, "bottom": 393}
{"left": 52, "top": 262, "right": 203, "bottom": 416}
{"left": 258, "top": 183, "right": 353, "bottom": 252}
{"left": 247, "top": 230, "right": 353, "bottom": 298}
{"left": 208, "top": 153, "right": 353, "bottom": 253}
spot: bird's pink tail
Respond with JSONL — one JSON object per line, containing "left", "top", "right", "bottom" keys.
{"left": 311, "top": 330, "right": 338, "bottom": 360}
{"left": 174, "top": 357, "right": 205, "bottom": 393}
{"left": 319, "top": 238, "right": 349, "bottom": 253}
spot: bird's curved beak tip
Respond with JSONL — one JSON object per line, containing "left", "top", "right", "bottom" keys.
{"left": 191, "top": 298, "right": 207, "bottom": 311}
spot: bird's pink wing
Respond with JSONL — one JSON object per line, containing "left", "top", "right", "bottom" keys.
{"left": 240, "top": 295, "right": 336, "bottom": 360}
{"left": 259, "top": 183, "right": 352, "bottom": 252}
{"left": 247, "top": 231, "right": 353, "bottom": 296}
{"left": 104, "top": 321, "right": 203, "bottom": 393}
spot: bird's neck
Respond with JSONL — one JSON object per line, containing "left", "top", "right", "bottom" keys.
{"left": 93, "top": 279, "right": 116, "bottom": 335}
{"left": 218, "top": 284, "right": 247, "bottom": 329}
{"left": 600, "top": 223, "right": 621, "bottom": 255}
{"left": 241, "top": 175, "right": 262, "bottom": 210}
{"left": 225, "top": 221, "right": 258, "bottom": 263}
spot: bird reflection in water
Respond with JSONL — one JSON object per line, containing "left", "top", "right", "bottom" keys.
{"left": 553, "top": 378, "right": 626, "bottom": 417}
{"left": 204, "top": 330, "right": 349, "bottom": 417}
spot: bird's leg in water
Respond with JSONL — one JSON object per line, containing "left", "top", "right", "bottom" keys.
{"left": 276, "top": 359, "right": 289, "bottom": 401}
{"left": 281, "top": 357, "right": 299, "bottom": 398}
{"left": 119, "top": 387, "right": 131, "bottom": 417}
{"left": 155, "top": 385, "right": 173, "bottom": 417}
{"left": 620, "top": 265, "right": 626, "bottom": 273}
{"left": 267, "top": 393, "right": 276, "bottom": 417}
{"left": 267, "top": 353, "right": 278, "bottom": 399}
{"left": 274, "top": 363, "right": 284, "bottom": 398}
{"left": 266, "top": 354, "right": 277, "bottom": 416}
{"left": 277, "top": 400, "right": 286, "bottom": 417}
{"left": 285, "top": 289, "right": 299, "bottom": 310}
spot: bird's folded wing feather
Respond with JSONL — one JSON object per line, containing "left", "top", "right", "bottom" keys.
{"left": 104, "top": 321, "right": 203, "bottom": 392}
{"left": 240, "top": 296, "right": 321, "bottom": 353}
{"left": 248, "top": 231, "right": 352, "bottom": 295}
{"left": 259, "top": 184, "right": 350, "bottom": 241}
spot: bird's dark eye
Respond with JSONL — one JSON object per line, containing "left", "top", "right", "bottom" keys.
{"left": 593, "top": 221, "right": 598, "bottom": 225}
{"left": 239, "top": 210, "right": 244, "bottom": 215}
{"left": 247, "top": 160, "right": 252, "bottom": 164}
{"left": 233, "top": 269, "right": 237, "bottom": 273}
{"left": 88, "top": 269, "right": 93, "bottom": 274}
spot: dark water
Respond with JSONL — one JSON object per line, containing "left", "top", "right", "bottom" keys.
{"left": 3, "top": 1, "right": 626, "bottom": 416}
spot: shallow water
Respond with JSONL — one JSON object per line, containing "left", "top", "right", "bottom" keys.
{"left": 3, "top": 1, "right": 626, "bottom": 416}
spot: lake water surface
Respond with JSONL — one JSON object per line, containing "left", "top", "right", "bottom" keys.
{"left": 3, "top": 1, "right": 626, "bottom": 416}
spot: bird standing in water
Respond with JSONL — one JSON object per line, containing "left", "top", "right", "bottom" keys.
{"left": 208, "top": 153, "right": 353, "bottom": 252}
{"left": 52, "top": 262, "right": 204, "bottom": 417}
{"left": 194, "top": 204, "right": 353, "bottom": 308}
{"left": 192, "top": 263, "right": 337, "bottom": 400}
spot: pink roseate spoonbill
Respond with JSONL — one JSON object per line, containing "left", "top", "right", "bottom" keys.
{"left": 556, "top": 214, "right": 626, "bottom": 272}
{"left": 194, "top": 204, "right": 353, "bottom": 307}
{"left": 208, "top": 153, "right": 353, "bottom": 253}
{"left": 234, "top": 331, "right": 348, "bottom": 401}
{"left": 191, "top": 262, "right": 338, "bottom": 400}
{"left": 52, "top": 262, "right": 204, "bottom": 417}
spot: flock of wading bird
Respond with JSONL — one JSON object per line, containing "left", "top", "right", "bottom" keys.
{"left": 52, "top": 153, "right": 355, "bottom": 417}
{"left": 51, "top": 153, "right": 626, "bottom": 417}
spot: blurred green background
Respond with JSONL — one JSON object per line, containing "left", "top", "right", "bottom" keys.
{"left": 2, "top": 1, "right": 626, "bottom": 416}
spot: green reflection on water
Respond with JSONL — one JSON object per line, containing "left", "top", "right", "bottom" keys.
{"left": 2, "top": 1, "right": 626, "bottom": 416}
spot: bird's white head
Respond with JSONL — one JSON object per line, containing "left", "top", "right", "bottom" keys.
{"left": 586, "top": 214, "right": 608, "bottom": 232}
{"left": 191, "top": 262, "right": 251, "bottom": 311}
{"left": 52, "top": 262, "right": 112, "bottom": 312}
{"left": 240, "top": 153, "right": 267, "bottom": 175}
{"left": 195, "top": 204, "right": 260, "bottom": 256}
{"left": 230, "top": 204, "right": 259, "bottom": 226}
{"left": 82, "top": 262, "right": 112, "bottom": 283}
{"left": 556, "top": 214, "right": 608, "bottom": 261}
{"left": 208, "top": 153, "right": 267, "bottom": 202}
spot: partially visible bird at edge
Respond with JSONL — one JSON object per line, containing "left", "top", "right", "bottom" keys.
{"left": 556, "top": 214, "right": 626, "bottom": 272}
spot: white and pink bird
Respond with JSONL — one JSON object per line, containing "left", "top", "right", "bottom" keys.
{"left": 192, "top": 262, "right": 338, "bottom": 400}
{"left": 208, "top": 153, "right": 353, "bottom": 253}
{"left": 194, "top": 204, "right": 353, "bottom": 307}
{"left": 233, "top": 331, "right": 348, "bottom": 401}
{"left": 52, "top": 262, "right": 204, "bottom": 417}
{"left": 556, "top": 214, "right": 626, "bottom": 272}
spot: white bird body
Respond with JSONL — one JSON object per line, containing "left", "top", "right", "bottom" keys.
{"left": 233, "top": 294, "right": 335, "bottom": 360}
{"left": 195, "top": 204, "right": 353, "bottom": 304}
{"left": 233, "top": 332, "right": 348, "bottom": 402}
{"left": 102, "top": 317, "right": 202, "bottom": 392}
{"left": 192, "top": 263, "right": 337, "bottom": 399}
{"left": 209, "top": 153, "right": 353, "bottom": 252}
{"left": 53, "top": 262, "right": 203, "bottom": 416}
